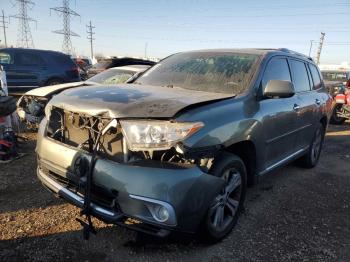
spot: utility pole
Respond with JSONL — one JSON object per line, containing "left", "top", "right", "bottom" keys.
{"left": 10, "top": 0, "right": 36, "bottom": 48}
{"left": 0, "top": 10, "right": 8, "bottom": 47}
{"left": 51, "top": 0, "right": 80, "bottom": 55}
{"left": 86, "top": 21, "right": 95, "bottom": 59}
{"left": 308, "top": 40, "right": 314, "bottom": 57}
{"left": 316, "top": 32, "right": 325, "bottom": 65}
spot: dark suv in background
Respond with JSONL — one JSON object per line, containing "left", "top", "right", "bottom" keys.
{"left": 0, "top": 48, "right": 80, "bottom": 93}
{"left": 36, "top": 48, "right": 332, "bottom": 242}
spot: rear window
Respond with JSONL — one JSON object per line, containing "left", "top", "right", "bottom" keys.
{"left": 88, "top": 69, "right": 134, "bottom": 84}
{"left": 309, "top": 64, "right": 322, "bottom": 89}
{"left": 290, "top": 60, "right": 311, "bottom": 92}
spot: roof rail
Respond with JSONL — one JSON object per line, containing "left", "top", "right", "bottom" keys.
{"left": 278, "top": 48, "right": 314, "bottom": 61}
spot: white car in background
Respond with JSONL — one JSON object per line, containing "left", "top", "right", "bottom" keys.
{"left": 17, "top": 65, "right": 151, "bottom": 125}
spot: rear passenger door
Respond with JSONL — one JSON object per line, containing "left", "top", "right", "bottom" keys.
{"left": 13, "top": 51, "right": 43, "bottom": 89}
{"left": 259, "top": 57, "right": 299, "bottom": 168}
{"left": 289, "top": 59, "right": 316, "bottom": 151}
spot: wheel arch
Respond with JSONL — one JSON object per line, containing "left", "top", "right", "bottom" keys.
{"left": 224, "top": 140, "right": 257, "bottom": 186}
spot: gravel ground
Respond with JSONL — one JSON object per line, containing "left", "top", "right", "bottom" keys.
{"left": 0, "top": 124, "right": 349, "bottom": 262}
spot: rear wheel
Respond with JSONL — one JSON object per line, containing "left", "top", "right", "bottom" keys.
{"left": 330, "top": 104, "right": 346, "bottom": 125}
{"left": 299, "top": 123, "right": 325, "bottom": 168}
{"left": 200, "top": 152, "right": 247, "bottom": 243}
{"left": 46, "top": 79, "right": 63, "bottom": 86}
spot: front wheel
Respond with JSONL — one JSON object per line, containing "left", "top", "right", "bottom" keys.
{"left": 200, "top": 152, "right": 247, "bottom": 243}
{"left": 330, "top": 104, "right": 346, "bottom": 125}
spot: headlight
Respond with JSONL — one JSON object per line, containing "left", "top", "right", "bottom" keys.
{"left": 120, "top": 120, "right": 204, "bottom": 151}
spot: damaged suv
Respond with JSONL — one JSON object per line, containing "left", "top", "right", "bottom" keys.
{"left": 36, "top": 49, "right": 332, "bottom": 242}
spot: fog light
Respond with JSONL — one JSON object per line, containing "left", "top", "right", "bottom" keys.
{"left": 154, "top": 205, "right": 170, "bottom": 222}
{"left": 129, "top": 194, "right": 177, "bottom": 226}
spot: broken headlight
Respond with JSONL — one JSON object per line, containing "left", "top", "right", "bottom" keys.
{"left": 120, "top": 120, "right": 204, "bottom": 151}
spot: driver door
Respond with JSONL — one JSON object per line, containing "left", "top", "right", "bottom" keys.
{"left": 258, "top": 57, "right": 299, "bottom": 169}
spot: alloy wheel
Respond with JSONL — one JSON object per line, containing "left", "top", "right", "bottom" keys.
{"left": 209, "top": 168, "right": 242, "bottom": 232}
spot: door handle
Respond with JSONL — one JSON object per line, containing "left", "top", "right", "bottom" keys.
{"left": 315, "top": 99, "right": 321, "bottom": 105}
{"left": 293, "top": 104, "right": 300, "bottom": 110}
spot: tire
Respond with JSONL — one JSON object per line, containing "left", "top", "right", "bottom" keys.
{"left": 46, "top": 79, "right": 63, "bottom": 86}
{"left": 330, "top": 104, "right": 346, "bottom": 125}
{"left": 299, "top": 123, "right": 325, "bottom": 168}
{"left": 200, "top": 152, "right": 247, "bottom": 243}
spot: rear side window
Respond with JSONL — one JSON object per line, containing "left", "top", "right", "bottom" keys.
{"left": 16, "top": 52, "right": 42, "bottom": 66}
{"left": 262, "top": 58, "right": 291, "bottom": 89}
{"left": 309, "top": 64, "right": 322, "bottom": 89}
{"left": 290, "top": 60, "right": 311, "bottom": 92}
{"left": 0, "top": 52, "right": 14, "bottom": 64}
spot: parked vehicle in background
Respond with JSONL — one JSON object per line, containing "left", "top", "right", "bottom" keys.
{"left": 331, "top": 91, "right": 350, "bottom": 124}
{"left": 17, "top": 65, "right": 151, "bottom": 125}
{"left": 321, "top": 70, "right": 350, "bottom": 96}
{"left": 35, "top": 48, "right": 332, "bottom": 242}
{"left": 321, "top": 70, "right": 350, "bottom": 124}
{"left": 87, "top": 57, "right": 155, "bottom": 78}
{"left": 0, "top": 48, "right": 81, "bottom": 94}
{"left": 73, "top": 57, "right": 94, "bottom": 81}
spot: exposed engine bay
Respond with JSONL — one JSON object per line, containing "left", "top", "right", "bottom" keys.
{"left": 47, "top": 107, "right": 213, "bottom": 171}
{"left": 17, "top": 96, "right": 48, "bottom": 125}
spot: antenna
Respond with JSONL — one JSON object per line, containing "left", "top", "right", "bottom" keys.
{"left": 51, "top": 0, "right": 80, "bottom": 54}
{"left": 86, "top": 20, "right": 95, "bottom": 59}
{"left": 10, "top": 0, "right": 36, "bottom": 48}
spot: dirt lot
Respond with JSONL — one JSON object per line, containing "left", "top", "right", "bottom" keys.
{"left": 0, "top": 124, "right": 349, "bottom": 262}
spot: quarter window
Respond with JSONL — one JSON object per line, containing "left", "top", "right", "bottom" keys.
{"left": 309, "top": 64, "right": 322, "bottom": 90}
{"left": 262, "top": 58, "right": 291, "bottom": 89}
{"left": 290, "top": 60, "right": 311, "bottom": 92}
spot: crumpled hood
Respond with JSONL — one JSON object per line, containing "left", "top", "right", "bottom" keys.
{"left": 47, "top": 84, "right": 234, "bottom": 118}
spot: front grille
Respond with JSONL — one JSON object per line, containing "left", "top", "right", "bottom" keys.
{"left": 47, "top": 107, "right": 124, "bottom": 162}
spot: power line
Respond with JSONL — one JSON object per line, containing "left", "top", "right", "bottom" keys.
{"left": 10, "top": 0, "right": 36, "bottom": 48}
{"left": 51, "top": 0, "right": 80, "bottom": 55}
{"left": 86, "top": 20, "right": 95, "bottom": 59}
{"left": 0, "top": 10, "right": 8, "bottom": 47}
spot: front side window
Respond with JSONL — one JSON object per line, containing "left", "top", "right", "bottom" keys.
{"left": 262, "top": 58, "right": 291, "bottom": 89}
{"left": 290, "top": 60, "right": 311, "bottom": 92}
{"left": 135, "top": 52, "right": 261, "bottom": 95}
{"left": 0, "top": 52, "right": 13, "bottom": 64}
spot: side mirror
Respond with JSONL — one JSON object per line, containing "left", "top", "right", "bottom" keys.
{"left": 263, "top": 80, "right": 295, "bottom": 98}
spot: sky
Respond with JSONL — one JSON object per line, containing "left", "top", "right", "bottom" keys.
{"left": 1, "top": 0, "right": 350, "bottom": 64}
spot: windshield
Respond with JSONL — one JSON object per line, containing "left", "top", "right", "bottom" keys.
{"left": 135, "top": 52, "right": 260, "bottom": 94}
{"left": 322, "top": 71, "right": 349, "bottom": 81}
{"left": 87, "top": 69, "right": 134, "bottom": 84}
